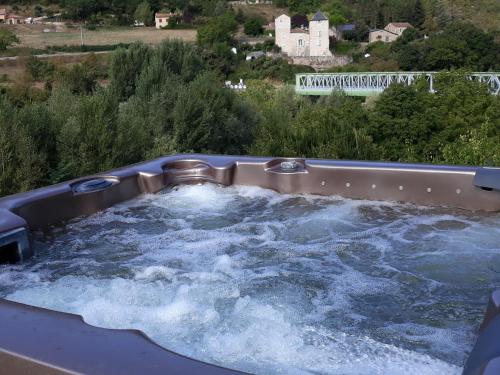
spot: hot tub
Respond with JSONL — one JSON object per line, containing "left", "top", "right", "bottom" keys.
{"left": 0, "top": 155, "right": 499, "bottom": 375}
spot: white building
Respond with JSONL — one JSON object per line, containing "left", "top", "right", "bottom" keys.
{"left": 155, "top": 12, "right": 175, "bottom": 29}
{"left": 275, "top": 11, "right": 332, "bottom": 57}
{"left": 369, "top": 22, "right": 413, "bottom": 44}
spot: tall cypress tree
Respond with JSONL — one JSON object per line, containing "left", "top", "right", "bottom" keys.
{"left": 413, "top": 0, "right": 425, "bottom": 28}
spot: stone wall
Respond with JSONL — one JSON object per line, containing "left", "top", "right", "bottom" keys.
{"left": 291, "top": 55, "right": 351, "bottom": 70}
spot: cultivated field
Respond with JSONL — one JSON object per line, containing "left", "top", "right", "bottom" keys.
{"left": 10, "top": 24, "right": 197, "bottom": 49}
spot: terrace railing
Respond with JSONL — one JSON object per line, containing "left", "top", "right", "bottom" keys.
{"left": 295, "top": 72, "right": 500, "bottom": 96}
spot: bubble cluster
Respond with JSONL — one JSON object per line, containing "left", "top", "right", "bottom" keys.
{"left": 2, "top": 183, "right": 500, "bottom": 374}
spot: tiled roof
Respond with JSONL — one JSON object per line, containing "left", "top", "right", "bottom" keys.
{"left": 291, "top": 15, "right": 308, "bottom": 28}
{"left": 387, "top": 22, "right": 413, "bottom": 28}
{"left": 291, "top": 28, "right": 308, "bottom": 34}
{"left": 155, "top": 13, "right": 173, "bottom": 18}
{"left": 337, "top": 24, "right": 356, "bottom": 32}
{"left": 312, "top": 11, "right": 328, "bottom": 22}
{"left": 370, "top": 28, "right": 399, "bottom": 36}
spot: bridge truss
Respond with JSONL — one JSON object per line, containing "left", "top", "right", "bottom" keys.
{"left": 295, "top": 72, "right": 500, "bottom": 96}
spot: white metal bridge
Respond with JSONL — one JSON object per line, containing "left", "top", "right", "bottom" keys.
{"left": 295, "top": 72, "right": 500, "bottom": 96}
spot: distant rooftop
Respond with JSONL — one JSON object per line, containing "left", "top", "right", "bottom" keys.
{"left": 387, "top": 22, "right": 413, "bottom": 28}
{"left": 312, "top": 11, "right": 328, "bottom": 22}
{"left": 337, "top": 24, "right": 356, "bottom": 32}
{"left": 291, "top": 15, "right": 308, "bottom": 29}
{"left": 155, "top": 12, "right": 174, "bottom": 18}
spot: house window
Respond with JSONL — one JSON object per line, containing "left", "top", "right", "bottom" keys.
{"left": 317, "top": 31, "right": 321, "bottom": 37}
{"left": 385, "top": 36, "right": 389, "bottom": 42}
{"left": 317, "top": 39, "right": 321, "bottom": 46}
{"left": 298, "top": 39, "right": 303, "bottom": 47}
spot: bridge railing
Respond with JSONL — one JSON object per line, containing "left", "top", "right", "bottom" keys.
{"left": 295, "top": 72, "right": 500, "bottom": 96}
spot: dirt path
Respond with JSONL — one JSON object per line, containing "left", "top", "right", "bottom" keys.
{"left": 0, "top": 50, "right": 113, "bottom": 62}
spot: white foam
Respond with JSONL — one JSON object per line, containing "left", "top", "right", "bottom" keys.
{"left": 3, "top": 183, "right": 498, "bottom": 375}
{"left": 7, "top": 277, "right": 459, "bottom": 375}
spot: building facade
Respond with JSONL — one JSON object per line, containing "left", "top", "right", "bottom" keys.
{"left": 369, "top": 22, "right": 412, "bottom": 43}
{"left": 385, "top": 22, "right": 413, "bottom": 36}
{"left": 155, "top": 12, "right": 174, "bottom": 29}
{"left": 275, "top": 11, "right": 332, "bottom": 57}
{"left": 0, "top": 8, "right": 25, "bottom": 24}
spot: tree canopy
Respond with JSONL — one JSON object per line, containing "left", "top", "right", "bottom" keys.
{"left": 0, "top": 39, "right": 498, "bottom": 198}
{"left": 0, "top": 28, "right": 19, "bottom": 51}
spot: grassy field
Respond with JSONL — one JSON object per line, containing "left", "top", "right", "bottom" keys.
{"left": 232, "top": 4, "right": 286, "bottom": 23}
{"left": 9, "top": 24, "right": 197, "bottom": 49}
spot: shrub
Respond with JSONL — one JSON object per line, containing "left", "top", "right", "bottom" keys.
{"left": 244, "top": 17, "right": 264, "bottom": 36}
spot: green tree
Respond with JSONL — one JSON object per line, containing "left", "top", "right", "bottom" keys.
{"left": 61, "top": 63, "right": 98, "bottom": 94}
{"left": 0, "top": 96, "right": 54, "bottom": 195}
{"left": 197, "top": 12, "right": 237, "bottom": 46}
{"left": 34, "top": 5, "right": 44, "bottom": 17}
{"left": 249, "top": 87, "right": 303, "bottom": 157}
{"left": 287, "top": 0, "right": 320, "bottom": 13}
{"left": 442, "top": 122, "right": 500, "bottom": 166}
{"left": 324, "top": 0, "right": 349, "bottom": 26}
{"left": 26, "top": 56, "right": 55, "bottom": 81}
{"left": 244, "top": 16, "right": 264, "bottom": 36}
{"left": 367, "top": 72, "right": 499, "bottom": 164}
{"left": 395, "top": 22, "right": 500, "bottom": 71}
{"left": 412, "top": 0, "right": 425, "bottom": 28}
{"left": 109, "top": 42, "right": 152, "bottom": 101}
{"left": 172, "top": 71, "right": 257, "bottom": 154}
{"left": 0, "top": 28, "right": 19, "bottom": 51}
{"left": 299, "top": 94, "right": 377, "bottom": 160}
{"left": 134, "top": 1, "right": 154, "bottom": 26}
{"left": 56, "top": 88, "right": 119, "bottom": 179}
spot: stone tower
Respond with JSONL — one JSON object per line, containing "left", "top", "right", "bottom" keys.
{"left": 309, "top": 11, "right": 332, "bottom": 57}
{"left": 275, "top": 14, "right": 291, "bottom": 55}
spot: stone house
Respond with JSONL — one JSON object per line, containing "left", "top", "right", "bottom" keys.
{"left": 385, "top": 22, "right": 413, "bottom": 36}
{"left": 0, "top": 8, "right": 25, "bottom": 24}
{"left": 155, "top": 12, "right": 175, "bottom": 29}
{"left": 369, "top": 22, "right": 412, "bottom": 43}
{"left": 275, "top": 11, "right": 332, "bottom": 57}
{"left": 6, "top": 14, "right": 24, "bottom": 24}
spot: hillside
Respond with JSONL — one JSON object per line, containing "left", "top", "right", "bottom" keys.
{"left": 441, "top": 0, "right": 500, "bottom": 32}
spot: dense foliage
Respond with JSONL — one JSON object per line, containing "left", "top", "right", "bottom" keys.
{"left": 3, "top": 0, "right": 498, "bottom": 34}
{"left": 393, "top": 23, "right": 500, "bottom": 71}
{"left": 340, "top": 22, "right": 499, "bottom": 73}
{"left": 247, "top": 75, "right": 500, "bottom": 164}
{"left": 244, "top": 16, "right": 264, "bottom": 36}
{"left": 0, "top": 41, "right": 257, "bottom": 196}
{"left": 0, "top": 40, "right": 498, "bottom": 198}
{"left": 0, "top": 29, "right": 19, "bottom": 51}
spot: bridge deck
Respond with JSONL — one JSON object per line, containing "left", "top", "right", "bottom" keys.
{"left": 295, "top": 72, "right": 500, "bottom": 96}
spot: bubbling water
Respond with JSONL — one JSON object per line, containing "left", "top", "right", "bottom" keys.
{"left": 2, "top": 184, "right": 500, "bottom": 375}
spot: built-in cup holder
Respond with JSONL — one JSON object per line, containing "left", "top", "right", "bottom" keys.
{"left": 72, "top": 178, "right": 117, "bottom": 194}
{"left": 265, "top": 159, "right": 307, "bottom": 174}
{"left": 281, "top": 161, "right": 299, "bottom": 171}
